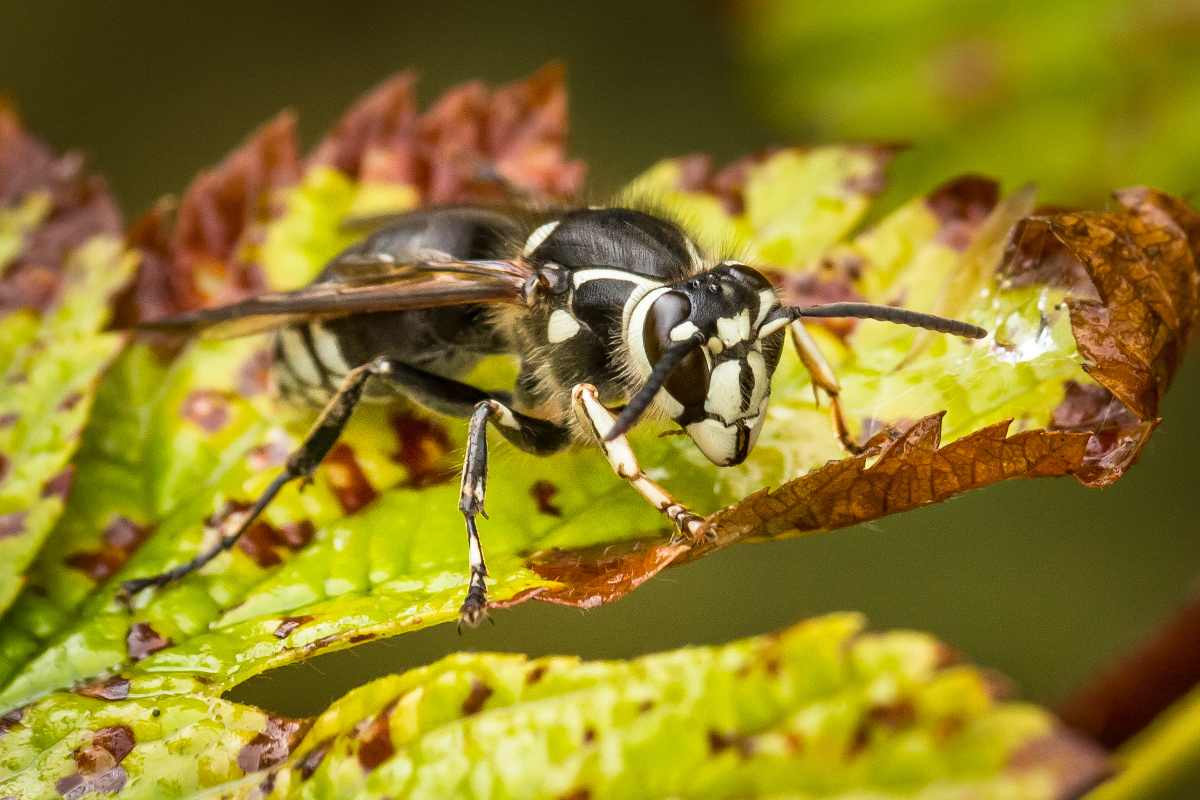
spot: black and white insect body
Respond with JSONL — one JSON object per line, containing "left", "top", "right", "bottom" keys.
{"left": 121, "top": 204, "right": 986, "bottom": 627}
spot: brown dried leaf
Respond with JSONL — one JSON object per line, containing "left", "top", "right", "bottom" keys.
{"left": 532, "top": 185, "right": 1200, "bottom": 606}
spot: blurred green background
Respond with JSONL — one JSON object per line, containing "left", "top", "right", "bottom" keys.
{"left": 5, "top": 0, "right": 1199, "bottom": 787}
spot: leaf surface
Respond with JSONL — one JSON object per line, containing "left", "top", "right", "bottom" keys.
{"left": 2, "top": 69, "right": 1198, "bottom": 711}
{"left": 0, "top": 110, "right": 130, "bottom": 613}
{"left": 0, "top": 615, "right": 1107, "bottom": 799}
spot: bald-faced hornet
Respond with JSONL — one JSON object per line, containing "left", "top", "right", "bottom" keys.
{"left": 121, "top": 205, "right": 985, "bottom": 626}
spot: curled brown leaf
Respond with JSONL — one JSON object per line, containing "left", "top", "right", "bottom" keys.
{"left": 533, "top": 186, "right": 1200, "bottom": 606}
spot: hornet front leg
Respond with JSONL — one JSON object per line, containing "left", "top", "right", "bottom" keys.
{"left": 571, "top": 384, "right": 705, "bottom": 542}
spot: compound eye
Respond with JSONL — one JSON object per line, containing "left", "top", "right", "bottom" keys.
{"left": 643, "top": 291, "right": 709, "bottom": 410}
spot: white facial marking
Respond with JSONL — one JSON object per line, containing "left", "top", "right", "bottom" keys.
{"left": 705, "top": 360, "right": 744, "bottom": 422}
{"left": 669, "top": 321, "right": 699, "bottom": 342}
{"left": 746, "top": 408, "right": 767, "bottom": 453}
{"left": 707, "top": 336, "right": 724, "bottom": 355}
{"left": 686, "top": 418, "right": 738, "bottom": 466}
{"left": 716, "top": 309, "right": 752, "bottom": 348}
{"left": 745, "top": 350, "right": 769, "bottom": 411}
{"left": 547, "top": 309, "right": 581, "bottom": 343}
{"left": 522, "top": 220, "right": 560, "bottom": 256}
{"left": 755, "top": 290, "right": 778, "bottom": 328}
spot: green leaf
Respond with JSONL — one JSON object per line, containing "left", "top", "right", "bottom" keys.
{"left": 0, "top": 76, "right": 1191, "bottom": 800}
{"left": 0, "top": 614, "right": 1106, "bottom": 799}
{"left": 0, "top": 237, "right": 133, "bottom": 612}
{"left": 3, "top": 144, "right": 1195, "bottom": 710}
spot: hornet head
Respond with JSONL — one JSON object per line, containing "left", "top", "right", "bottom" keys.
{"left": 618, "top": 261, "right": 987, "bottom": 467}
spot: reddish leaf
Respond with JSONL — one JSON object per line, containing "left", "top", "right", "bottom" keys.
{"left": 0, "top": 109, "right": 121, "bottom": 312}
{"left": 310, "top": 63, "right": 584, "bottom": 203}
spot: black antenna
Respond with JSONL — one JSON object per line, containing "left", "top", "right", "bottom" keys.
{"left": 605, "top": 332, "right": 705, "bottom": 441}
{"left": 783, "top": 303, "right": 987, "bottom": 339}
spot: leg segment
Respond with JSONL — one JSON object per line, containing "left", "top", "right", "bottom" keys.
{"left": 570, "top": 383, "right": 704, "bottom": 540}
{"left": 121, "top": 356, "right": 395, "bottom": 601}
{"left": 458, "top": 399, "right": 571, "bottom": 629}
{"left": 788, "top": 320, "right": 864, "bottom": 455}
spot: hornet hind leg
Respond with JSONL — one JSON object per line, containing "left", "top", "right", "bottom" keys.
{"left": 121, "top": 356, "right": 396, "bottom": 603}
{"left": 122, "top": 357, "right": 572, "bottom": 633}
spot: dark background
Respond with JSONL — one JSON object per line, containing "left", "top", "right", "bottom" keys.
{"left": 5, "top": 2, "right": 1199, "bottom": 791}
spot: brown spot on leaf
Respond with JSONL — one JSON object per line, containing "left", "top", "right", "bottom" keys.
{"left": 57, "top": 392, "right": 82, "bottom": 412}
{"left": 926, "top": 175, "right": 1000, "bottom": 251}
{"left": 558, "top": 790, "right": 591, "bottom": 800}
{"left": 707, "top": 730, "right": 755, "bottom": 758}
{"left": 181, "top": 389, "right": 230, "bottom": 432}
{"left": 667, "top": 145, "right": 897, "bottom": 218}
{"left": 324, "top": 443, "right": 378, "bottom": 513}
{"left": 298, "top": 739, "right": 331, "bottom": 780}
{"left": 389, "top": 411, "right": 454, "bottom": 487}
{"left": 0, "top": 454, "right": 7, "bottom": 483}
{"left": 65, "top": 516, "right": 152, "bottom": 581}
{"left": 75, "top": 675, "right": 130, "bottom": 701}
{"left": 0, "top": 413, "right": 17, "bottom": 429}
{"left": 40, "top": 465, "right": 74, "bottom": 499}
{"left": 56, "top": 725, "right": 135, "bottom": 798}
{"left": 273, "top": 615, "right": 314, "bottom": 639}
{"left": 530, "top": 480, "right": 563, "bottom": 517}
{"left": 356, "top": 707, "right": 394, "bottom": 772}
{"left": 237, "top": 716, "right": 309, "bottom": 773}
{"left": 842, "top": 145, "right": 903, "bottom": 196}
{"left": 237, "top": 348, "right": 274, "bottom": 396}
{"left": 349, "top": 633, "right": 376, "bottom": 644}
{"left": 461, "top": 680, "right": 493, "bottom": 716}
{"left": 0, "top": 706, "right": 23, "bottom": 736}
{"left": 126, "top": 622, "right": 171, "bottom": 661}
{"left": 238, "top": 518, "right": 315, "bottom": 569}
{"left": 582, "top": 727, "right": 596, "bottom": 744}
{"left": 305, "top": 634, "right": 339, "bottom": 653}
{"left": 0, "top": 512, "right": 27, "bottom": 539}
{"left": 526, "top": 664, "right": 548, "bottom": 685}
{"left": 867, "top": 699, "right": 917, "bottom": 730}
